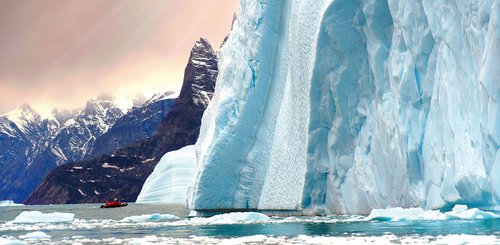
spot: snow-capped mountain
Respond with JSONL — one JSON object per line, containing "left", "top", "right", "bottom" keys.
{"left": 25, "top": 38, "right": 218, "bottom": 205}
{"left": 0, "top": 104, "right": 53, "bottom": 202}
{"left": 48, "top": 93, "right": 124, "bottom": 165}
{"left": 90, "top": 92, "right": 176, "bottom": 157}
{"left": 188, "top": 0, "right": 500, "bottom": 214}
{"left": 0, "top": 92, "right": 175, "bottom": 202}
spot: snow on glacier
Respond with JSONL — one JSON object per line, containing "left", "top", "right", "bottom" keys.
{"left": 189, "top": 0, "right": 500, "bottom": 214}
{"left": 136, "top": 145, "right": 196, "bottom": 205}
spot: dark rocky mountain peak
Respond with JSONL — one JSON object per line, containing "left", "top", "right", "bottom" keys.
{"left": 177, "top": 37, "right": 218, "bottom": 108}
{"left": 25, "top": 38, "right": 219, "bottom": 204}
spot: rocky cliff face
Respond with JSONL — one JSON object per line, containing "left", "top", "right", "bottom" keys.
{"left": 25, "top": 38, "right": 218, "bottom": 204}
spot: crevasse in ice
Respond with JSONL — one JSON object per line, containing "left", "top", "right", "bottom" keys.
{"left": 188, "top": 0, "right": 500, "bottom": 214}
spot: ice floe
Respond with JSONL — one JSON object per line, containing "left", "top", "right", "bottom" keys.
{"left": 368, "top": 205, "right": 499, "bottom": 221}
{"left": 18, "top": 231, "right": 50, "bottom": 240}
{"left": 120, "top": 214, "right": 179, "bottom": 223}
{"left": 0, "top": 238, "right": 25, "bottom": 245}
{"left": 187, "top": 212, "right": 270, "bottom": 225}
{"left": 9, "top": 211, "right": 74, "bottom": 224}
{"left": 0, "top": 200, "right": 23, "bottom": 207}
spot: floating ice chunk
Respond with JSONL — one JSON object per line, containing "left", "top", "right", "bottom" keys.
{"left": 368, "top": 205, "right": 499, "bottom": 221}
{"left": 367, "top": 207, "right": 444, "bottom": 221}
{"left": 219, "top": 235, "right": 268, "bottom": 244}
{"left": 0, "top": 238, "right": 25, "bottom": 245}
{"left": 128, "top": 235, "right": 160, "bottom": 245}
{"left": 189, "top": 212, "right": 270, "bottom": 225}
{"left": 137, "top": 145, "right": 196, "bottom": 205}
{"left": 10, "top": 211, "right": 74, "bottom": 224}
{"left": 120, "top": 214, "right": 179, "bottom": 223}
{"left": 445, "top": 205, "right": 499, "bottom": 220}
{"left": 18, "top": 231, "right": 51, "bottom": 240}
{"left": 0, "top": 200, "right": 24, "bottom": 207}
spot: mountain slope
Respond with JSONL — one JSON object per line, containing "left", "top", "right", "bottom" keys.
{"left": 90, "top": 92, "right": 176, "bottom": 157}
{"left": 0, "top": 96, "right": 124, "bottom": 202}
{"left": 0, "top": 92, "right": 176, "bottom": 202}
{"left": 0, "top": 105, "right": 52, "bottom": 201}
{"left": 25, "top": 38, "right": 218, "bottom": 204}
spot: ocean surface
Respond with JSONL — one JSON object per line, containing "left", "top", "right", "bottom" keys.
{"left": 1, "top": 203, "right": 499, "bottom": 244}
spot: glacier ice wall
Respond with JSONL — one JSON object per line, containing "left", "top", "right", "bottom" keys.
{"left": 189, "top": 0, "right": 500, "bottom": 214}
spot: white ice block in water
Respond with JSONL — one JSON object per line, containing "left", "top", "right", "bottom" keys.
{"left": 0, "top": 238, "right": 25, "bottom": 245}
{"left": 188, "top": 0, "right": 500, "bottom": 214}
{"left": 18, "top": 231, "right": 51, "bottom": 240}
{"left": 188, "top": 212, "right": 270, "bottom": 225}
{"left": 120, "top": 214, "right": 179, "bottom": 223}
{"left": 10, "top": 211, "right": 74, "bottom": 224}
{"left": 136, "top": 145, "right": 196, "bottom": 205}
{"left": 368, "top": 205, "right": 499, "bottom": 221}
{"left": 0, "top": 200, "right": 24, "bottom": 207}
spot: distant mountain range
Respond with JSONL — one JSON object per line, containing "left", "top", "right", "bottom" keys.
{"left": 0, "top": 90, "right": 176, "bottom": 202}
{"left": 25, "top": 38, "right": 218, "bottom": 204}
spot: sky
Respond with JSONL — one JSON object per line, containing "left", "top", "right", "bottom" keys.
{"left": 0, "top": 0, "right": 238, "bottom": 116}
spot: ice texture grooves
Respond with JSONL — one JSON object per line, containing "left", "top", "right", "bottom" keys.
{"left": 136, "top": 146, "right": 196, "bottom": 204}
{"left": 189, "top": 0, "right": 500, "bottom": 214}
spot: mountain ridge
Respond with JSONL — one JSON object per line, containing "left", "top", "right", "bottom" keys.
{"left": 25, "top": 38, "right": 218, "bottom": 204}
{"left": 0, "top": 91, "right": 175, "bottom": 202}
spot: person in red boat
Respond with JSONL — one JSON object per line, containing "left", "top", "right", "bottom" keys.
{"left": 100, "top": 199, "right": 127, "bottom": 208}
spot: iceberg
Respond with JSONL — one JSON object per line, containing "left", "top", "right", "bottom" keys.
{"left": 9, "top": 211, "right": 74, "bottom": 224}
{"left": 136, "top": 145, "right": 196, "bottom": 205}
{"left": 189, "top": 0, "right": 500, "bottom": 214}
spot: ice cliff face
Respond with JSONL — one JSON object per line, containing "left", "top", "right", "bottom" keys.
{"left": 189, "top": 0, "right": 500, "bottom": 214}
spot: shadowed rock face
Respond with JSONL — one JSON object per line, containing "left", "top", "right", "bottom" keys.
{"left": 90, "top": 92, "right": 176, "bottom": 157}
{"left": 25, "top": 38, "right": 218, "bottom": 204}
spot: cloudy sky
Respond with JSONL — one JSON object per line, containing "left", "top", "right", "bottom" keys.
{"left": 0, "top": 0, "right": 238, "bottom": 116}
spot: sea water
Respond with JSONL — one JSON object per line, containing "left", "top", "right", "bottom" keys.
{"left": 0, "top": 204, "right": 499, "bottom": 244}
